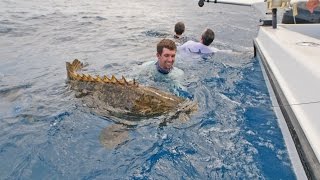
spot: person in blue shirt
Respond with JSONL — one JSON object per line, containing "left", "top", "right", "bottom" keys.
{"left": 179, "top": 28, "right": 218, "bottom": 54}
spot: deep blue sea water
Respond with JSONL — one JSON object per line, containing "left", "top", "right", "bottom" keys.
{"left": 0, "top": 0, "right": 298, "bottom": 179}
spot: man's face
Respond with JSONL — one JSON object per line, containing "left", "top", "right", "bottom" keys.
{"left": 157, "top": 48, "right": 176, "bottom": 70}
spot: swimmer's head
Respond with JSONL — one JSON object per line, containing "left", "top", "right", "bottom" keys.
{"left": 201, "top": 28, "right": 215, "bottom": 46}
{"left": 157, "top": 39, "right": 177, "bottom": 55}
{"left": 156, "top": 39, "right": 177, "bottom": 71}
{"left": 174, "top": 22, "right": 185, "bottom": 36}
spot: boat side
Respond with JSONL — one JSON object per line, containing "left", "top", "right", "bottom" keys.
{"left": 254, "top": 24, "right": 320, "bottom": 180}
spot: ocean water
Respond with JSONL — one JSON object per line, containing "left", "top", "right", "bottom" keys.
{"left": 0, "top": 0, "right": 297, "bottom": 179}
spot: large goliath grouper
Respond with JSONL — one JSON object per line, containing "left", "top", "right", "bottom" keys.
{"left": 66, "top": 59, "right": 197, "bottom": 148}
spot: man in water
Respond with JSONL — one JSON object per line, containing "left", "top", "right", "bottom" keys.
{"left": 138, "top": 39, "right": 183, "bottom": 82}
{"left": 155, "top": 38, "right": 181, "bottom": 74}
{"left": 136, "top": 39, "right": 191, "bottom": 98}
{"left": 174, "top": 22, "right": 185, "bottom": 40}
{"left": 179, "top": 28, "right": 218, "bottom": 54}
{"left": 172, "top": 22, "right": 189, "bottom": 46}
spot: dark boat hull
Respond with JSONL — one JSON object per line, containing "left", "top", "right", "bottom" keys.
{"left": 282, "top": 2, "right": 320, "bottom": 24}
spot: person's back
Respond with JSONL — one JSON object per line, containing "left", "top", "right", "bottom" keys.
{"left": 179, "top": 28, "right": 217, "bottom": 55}
{"left": 179, "top": 41, "right": 213, "bottom": 54}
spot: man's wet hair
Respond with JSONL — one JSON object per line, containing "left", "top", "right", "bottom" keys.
{"left": 174, "top": 22, "right": 185, "bottom": 35}
{"left": 157, "top": 39, "right": 177, "bottom": 55}
{"left": 201, "top": 28, "right": 215, "bottom": 46}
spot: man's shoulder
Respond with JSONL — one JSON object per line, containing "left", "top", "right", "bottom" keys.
{"left": 138, "top": 60, "right": 157, "bottom": 75}
{"left": 184, "top": 40, "right": 197, "bottom": 45}
{"left": 168, "top": 35, "right": 190, "bottom": 46}
{"left": 180, "top": 40, "right": 211, "bottom": 54}
{"left": 173, "top": 66, "right": 184, "bottom": 73}
{"left": 170, "top": 67, "right": 184, "bottom": 80}
{"left": 199, "top": 45, "right": 214, "bottom": 54}
{"left": 141, "top": 60, "right": 156, "bottom": 67}
{"left": 179, "top": 40, "right": 198, "bottom": 50}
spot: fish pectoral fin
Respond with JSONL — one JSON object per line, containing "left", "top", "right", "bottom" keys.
{"left": 99, "top": 124, "right": 129, "bottom": 149}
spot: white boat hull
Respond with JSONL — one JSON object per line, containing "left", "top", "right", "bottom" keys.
{"left": 254, "top": 23, "right": 320, "bottom": 179}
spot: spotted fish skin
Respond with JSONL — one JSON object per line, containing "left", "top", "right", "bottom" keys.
{"left": 66, "top": 59, "right": 197, "bottom": 122}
